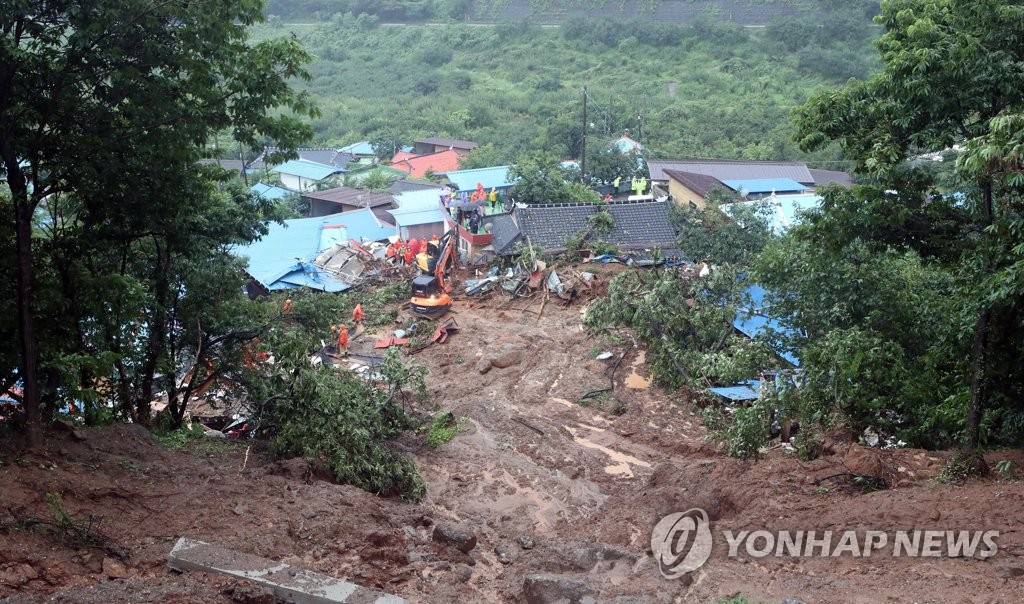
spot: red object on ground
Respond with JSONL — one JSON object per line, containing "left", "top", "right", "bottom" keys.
{"left": 373, "top": 337, "right": 409, "bottom": 349}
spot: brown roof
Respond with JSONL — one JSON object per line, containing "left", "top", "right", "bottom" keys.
{"left": 415, "top": 137, "right": 479, "bottom": 150}
{"left": 663, "top": 169, "right": 726, "bottom": 197}
{"left": 649, "top": 159, "right": 814, "bottom": 183}
{"left": 301, "top": 186, "right": 394, "bottom": 209}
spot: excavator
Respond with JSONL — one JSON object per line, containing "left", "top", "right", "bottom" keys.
{"left": 409, "top": 227, "right": 459, "bottom": 317}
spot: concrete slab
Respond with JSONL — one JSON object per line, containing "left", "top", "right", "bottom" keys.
{"left": 167, "top": 537, "right": 408, "bottom": 604}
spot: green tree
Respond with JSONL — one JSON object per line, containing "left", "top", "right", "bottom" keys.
{"left": 671, "top": 189, "right": 771, "bottom": 266}
{"left": 509, "top": 153, "right": 596, "bottom": 204}
{"left": 0, "top": 0, "right": 315, "bottom": 445}
{"left": 794, "top": 0, "right": 1024, "bottom": 462}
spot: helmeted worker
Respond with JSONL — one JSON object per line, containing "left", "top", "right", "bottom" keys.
{"left": 403, "top": 246, "right": 415, "bottom": 266}
{"left": 385, "top": 242, "right": 397, "bottom": 263}
{"left": 352, "top": 303, "right": 364, "bottom": 324}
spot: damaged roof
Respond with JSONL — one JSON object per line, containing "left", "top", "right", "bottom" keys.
{"left": 233, "top": 209, "right": 395, "bottom": 292}
{"left": 510, "top": 200, "right": 678, "bottom": 254}
{"left": 486, "top": 213, "right": 523, "bottom": 255}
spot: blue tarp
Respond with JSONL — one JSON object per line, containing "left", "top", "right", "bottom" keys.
{"left": 708, "top": 379, "right": 761, "bottom": 401}
{"left": 734, "top": 285, "right": 800, "bottom": 366}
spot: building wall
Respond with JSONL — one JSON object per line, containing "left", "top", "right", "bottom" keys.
{"left": 667, "top": 179, "right": 707, "bottom": 210}
{"left": 400, "top": 222, "right": 446, "bottom": 242}
{"left": 280, "top": 173, "right": 322, "bottom": 192}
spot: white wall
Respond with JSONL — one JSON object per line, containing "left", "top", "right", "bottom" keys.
{"left": 280, "top": 173, "right": 319, "bottom": 192}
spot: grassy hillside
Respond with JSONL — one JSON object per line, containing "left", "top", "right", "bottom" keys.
{"left": 250, "top": 10, "right": 879, "bottom": 165}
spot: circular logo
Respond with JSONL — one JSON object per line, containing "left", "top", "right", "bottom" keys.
{"left": 651, "top": 508, "right": 713, "bottom": 579}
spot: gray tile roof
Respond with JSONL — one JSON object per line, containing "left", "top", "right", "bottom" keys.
{"left": 649, "top": 159, "right": 814, "bottom": 184}
{"left": 415, "top": 137, "right": 479, "bottom": 150}
{"left": 484, "top": 213, "right": 522, "bottom": 255}
{"left": 301, "top": 186, "right": 394, "bottom": 209}
{"left": 511, "top": 200, "right": 678, "bottom": 254}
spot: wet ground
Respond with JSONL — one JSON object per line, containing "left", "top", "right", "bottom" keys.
{"left": 3, "top": 277, "right": 1024, "bottom": 603}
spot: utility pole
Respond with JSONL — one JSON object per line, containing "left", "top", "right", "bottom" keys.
{"left": 580, "top": 86, "right": 587, "bottom": 184}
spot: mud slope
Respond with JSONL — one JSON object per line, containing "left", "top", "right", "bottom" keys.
{"left": 2, "top": 295, "right": 1023, "bottom": 603}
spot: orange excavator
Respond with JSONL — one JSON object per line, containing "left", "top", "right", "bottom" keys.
{"left": 410, "top": 227, "right": 459, "bottom": 317}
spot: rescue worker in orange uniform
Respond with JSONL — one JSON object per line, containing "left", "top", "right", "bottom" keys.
{"left": 352, "top": 303, "right": 364, "bottom": 324}
{"left": 331, "top": 324, "right": 349, "bottom": 355}
{"left": 385, "top": 242, "right": 397, "bottom": 264}
{"left": 282, "top": 298, "right": 293, "bottom": 313}
{"left": 403, "top": 246, "right": 415, "bottom": 266}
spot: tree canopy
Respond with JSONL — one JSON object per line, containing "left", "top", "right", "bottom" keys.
{"left": 788, "top": 0, "right": 1024, "bottom": 462}
{"left": 0, "top": 0, "right": 316, "bottom": 446}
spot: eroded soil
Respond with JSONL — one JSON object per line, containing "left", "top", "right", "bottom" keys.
{"left": 3, "top": 283, "right": 1023, "bottom": 603}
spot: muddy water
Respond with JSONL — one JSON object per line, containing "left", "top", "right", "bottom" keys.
{"left": 564, "top": 425, "right": 653, "bottom": 478}
{"left": 624, "top": 350, "right": 652, "bottom": 389}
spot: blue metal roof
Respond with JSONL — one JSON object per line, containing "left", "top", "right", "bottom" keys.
{"left": 733, "top": 285, "right": 800, "bottom": 366}
{"left": 329, "top": 208, "right": 396, "bottom": 243}
{"left": 708, "top": 380, "right": 761, "bottom": 401}
{"left": 723, "top": 178, "right": 807, "bottom": 194}
{"left": 272, "top": 159, "right": 343, "bottom": 181}
{"left": 339, "top": 141, "right": 375, "bottom": 155}
{"left": 232, "top": 210, "right": 394, "bottom": 292}
{"left": 393, "top": 188, "right": 443, "bottom": 211}
{"left": 441, "top": 165, "right": 515, "bottom": 193}
{"left": 250, "top": 182, "right": 292, "bottom": 201}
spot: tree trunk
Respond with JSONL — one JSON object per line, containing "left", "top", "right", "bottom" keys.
{"left": 14, "top": 200, "right": 42, "bottom": 448}
{"left": 964, "top": 181, "right": 995, "bottom": 456}
{"left": 964, "top": 307, "right": 991, "bottom": 453}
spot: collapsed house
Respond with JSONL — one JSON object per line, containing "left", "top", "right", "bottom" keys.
{"left": 233, "top": 208, "right": 396, "bottom": 294}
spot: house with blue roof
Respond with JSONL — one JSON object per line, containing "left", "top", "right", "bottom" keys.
{"left": 338, "top": 141, "right": 376, "bottom": 157}
{"left": 273, "top": 159, "right": 344, "bottom": 192}
{"left": 440, "top": 165, "right": 516, "bottom": 194}
{"left": 722, "top": 178, "right": 808, "bottom": 200}
{"left": 249, "top": 182, "right": 293, "bottom": 202}
{"left": 232, "top": 209, "right": 395, "bottom": 293}
{"left": 388, "top": 189, "right": 451, "bottom": 240}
